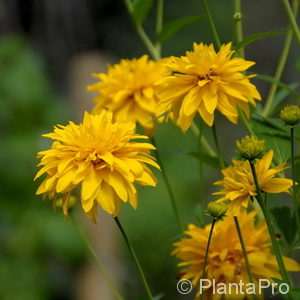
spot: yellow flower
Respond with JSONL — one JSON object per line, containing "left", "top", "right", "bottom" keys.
{"left": 213, "top": 150, "right": 292, "bottom": 216}
{"left": 157, "top": 42, "right": 261, "bottom": 131}
{"left": 173, "top": 211, "right": 300, "bottom": 300}
{"left": 86, "top": 55, "right": 169, "bottom": 135}
{"left": 34, "top": 110, "right": 160, "bottom": 222}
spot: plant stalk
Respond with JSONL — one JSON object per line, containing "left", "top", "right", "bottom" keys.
{"left": 281, "top": 0, "right": 300, "bottom": 46}
{"left": 212, "top": 123, "right": 225, "bottom": 169}
{"left": 263, "top": 0, "right": 299, "bottom": 117}
{"left": 151, "top": 137, "right": 183, "bottom": 232}
{"left": 71, "top": 216, "right": 124, "bottom": 300}
{"left": 123, "top": 0, "right": 160, "bottom": 60}
{"left": 249, "top": 161, "right": 294, "bottom": 299}
{"left": 234, "top": 216, "right": 258, "bottom": 300}
{"left": 200, "top": 220, "right": 216, "bottom": 300}
{"left": 115, "top": 217, "right": 154, "bottom": 300}
{"left": 201, "top": 0, "right": 221, "bottom": 49}
{"left": 291, "top": 127, "right": 300, "bottom": 240}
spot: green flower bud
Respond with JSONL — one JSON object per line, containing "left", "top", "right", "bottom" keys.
{"left": 236, "top": 135, "right": 265, "bottom": 161}
{"left": 279, "top": 105, "right": 300, "bottom": 126}
{"left": 206, "top": 202, "right": 227, "bottom": 220}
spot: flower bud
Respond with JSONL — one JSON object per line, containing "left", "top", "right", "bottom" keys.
{"left": 206, "top": 202, "right": 227, "bottom": 220}
{"left": 236, "top": 135, "right": 265, "bottom": 161}
{"left": 279, "top": 105, "right": 300, "bottom": 126}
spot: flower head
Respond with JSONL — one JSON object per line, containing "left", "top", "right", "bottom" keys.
{"left": 86, "top": 55, "right": 169, "bottom": 135}
{"left": 173, "top": 211, "right": 300, "bottom": 299}
{"left": 206, "top": 202, "right": 227, "bottom": 220}
{"left": 35, "top": 110, "right": 160, "bottom": 222}
{"left": 213, "top": 150, "right": 292, "bottom": 216}
{"left": 157, "top": 42, "right": 261, "bottom": 131}
{"left": 236, "top": 135, "right": 265, "bottom": 161}
{"left": 279, "top": 105, "right": 300, "bottom": 126}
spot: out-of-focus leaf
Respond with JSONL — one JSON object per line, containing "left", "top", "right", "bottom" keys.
{"left": 187, "top": 151, "right": 220, "bottom": 169}
{"left": 269, "top": 83, "right": 299, "bottom": 115}
{"left": 194, "top": 203, "right": 205, "bottom": 227}
{"left": 234, "top": 31, "right": 284, "bottom": 52}
{"left": 157, "top": 16, "right": 204, "bottom": 42}
{"left": 252, "top": 114, "right": 290, "bottom": 163}
{"left": 256, "top": 74, "right": 300, "bottom": 98}
{"left": 271, "top": 207, "right": 296, "bottom": 244}
{"left": 132, "top": 0, "right": 153, "bottom": 24}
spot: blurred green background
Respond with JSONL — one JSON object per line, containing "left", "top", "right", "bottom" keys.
{"left": 1, "top": 0, "right": 299, "bottom": 299}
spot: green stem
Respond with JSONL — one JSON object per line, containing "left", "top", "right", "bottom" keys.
{"left": 233, "top": 216, "right": 258, "bottom": 300}
{"left": 123, "top": 0, "right": 160, "bottom": 60}
{"left": 198, "top": 127, "right": 205, "bottom": 226}
{"left": 200, "top": 220, "right": 216, "bottom": 300}
{"left": 155, "top": 0, "right": 164, "bottom": 55}
{"left": 151, "top": 137, "right": 183, "bottom": 232}
{"left": 212, "top": 123, "right": 225, "bottom": 169}
{"left": 232, "top": 1, "right": 256, "bottom": 135}
{"left": 201, "top": 0, "right": 221, "bottom": 49}
{"left": 249, "top": 161, "right": 294, "bottom": 299}
{"left": 281, "top": 0, "right": 300, "bottom": 46}
{"left": 71, "top": 216, "right": 124, "bottom": 300}
{"left": 114, "top": 217, "right": 154, "bottom": 300}
{"left": 191, "top": 121, "right": 217, "bottom": 157}
{"left": 291, "top": 127, "right": 300, "bottom": 240}
{"left": 233, "top": 0, "right": 244, "bottom": 57}
{"left": 263, "top": 0, "right": 299, "bottom": 117}
{"left": 238, "top": 107, "right": 255, "bottom": 135}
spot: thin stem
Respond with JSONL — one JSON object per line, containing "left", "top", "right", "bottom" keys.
{"left": 71, "top": 216, "right": 124, "bottom": 300}
{"left": 200, "top": 220, "right": 216, "bottom": 300}
{"left": 123, "top": 0, "right": 160, "bottom": 60}
{"left": 238, "top": 107, "right": 255, "bottom": 136}
{"left": 198, "top": 126, "right": 205, "bottom": 226}
{"left": 249, "top": 161, "right": 294, "bottom": 299}
{"left": 201, "top": 0, "right": 221, "bottom": 49}
{"left": 281, "top": 0, "right": 300, "bottom": 46}
{"left": 191, "top": 121, "right": 217, "bottom": 157}
{"left": 151, "top": 137, "right": 183, "bottom": 231}
{"left": 114, "top": 217, "right": 154, "bottom": 300}
{"left": 212, "top": 123, "right": 225, "bottom": 169}
{"left": 233, "top": 0, "right": 244, "bottom": 57}
{"left": 263, "top": 0, "right": 299, "bottom": 117}
{"left": 291, "top": 127, "right": 300, "bottom": 240}
{"left": 233, "top": 216, "right": 258, "bottom": 300}
{"left": 155, "top": 0, "right": 164, "bottom": 55}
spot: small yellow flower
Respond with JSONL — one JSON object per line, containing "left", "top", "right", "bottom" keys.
{"left": 213, "top": 150, "right": 292, "bottom": 216}
{"left": 279, "top": 105, "right": 300, "bottom": 126}
{"left": 86, "top": 55, "right": 169, "bottom": 135}
{"left": 206, "top": 202, "right": 227, "bottom": 220}
{"left": 34, "top": 110, "right": 160, "bottom": 223}
{"left": 157, "top": 42, "right": 261, "bottom": 131}
{"left": 173, "top": 211, "right": 300, "bottom": 300}
{"left": 236, "top": 135, "right": 265, "bottom": 161}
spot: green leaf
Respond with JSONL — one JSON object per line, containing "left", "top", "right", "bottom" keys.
{"left": 157, "top": 16, "right": 204, "bottom": 42}
{"left": 187, "top": 151, "right": 220, "bottom": 169}
{"left": 255, "top": 74, "right": 300, "bottom": 98}
{"left": 234, "top": 31, "right": 284, "bottom": 52}
{"left": 271, "top": 207, "right": 297, "bottom": 244}
{"left": 132, "top": 0, "right": 153, "bottom": 24}
{"left": 252, "top": 114, "right": 290, "bottom": 163}
{"left": 269, "top": 83, "right": 299, "bottom": 115}
{"left": 194, "top": 203, "right": 205, "bottom": 227}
